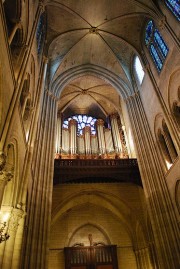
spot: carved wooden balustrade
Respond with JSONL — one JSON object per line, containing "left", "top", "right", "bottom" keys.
{"left": 64, "top": 245, "right": 118, "bottom": 269}
{"left": 53, "top": 158, "right": 142, "bottom": 186}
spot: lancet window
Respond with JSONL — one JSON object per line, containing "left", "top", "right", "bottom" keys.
{"left": 36, "top": 12, "right": 46, "bottom": 55}
{"left": 145, "top": 20, "right": 169, "bottom": 72}
{"left": 158, "top": 120, "right": 178, "bottom": 169}
{"left": 134, "top": 55, "right": 145, "bottom": 85}
{"left": 165, "top": 0, "right": 180, "bottom": 21}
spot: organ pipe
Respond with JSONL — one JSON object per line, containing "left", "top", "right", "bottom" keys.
{"left": 83, "top": 126, "right": 91, "bottom": 155}
{"left": 69, "top": 119, "right": 77, "bottom": 155}
{"left": 56, "top": 115, "right": 128, "bottom": 159}
{"left": 104, "top": 128, "right": 114, "bottom": 153}
{"left": 96, "top": 119, "right": 106, "bottom": 155}
{"left": 91, "top": 135, "right": 98, "bottom": 155}
{"left": 56, "top": 113, "right": 62, "bottom": 153}
{"left": 110, "top": 114, "right": 122, "bottom": 153}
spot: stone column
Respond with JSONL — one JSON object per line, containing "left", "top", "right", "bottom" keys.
{"left": 0, "top": 2, "right": 45, "bottom": 149}
{"left": 110, "top": 114, "right": 122, "bottom": 154}
{"left": 126, "top": 91, "right": 180, "bottom": 269}
{"left": 83, "top": 126, "right": 91, "bottom": 155}
{"left": 134, "top": 247, "right": 152, "bottom": 269}
{"left": 69, "top": 119, "right": 77, "bottom": 156}
{"left": 21, "top": 91, "right": 57, "bottom": 269}
{"left": 96, "top": 119, "right": 106, "bottom": 155}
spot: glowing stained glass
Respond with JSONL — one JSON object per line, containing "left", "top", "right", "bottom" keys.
{"left": 145, "top": 20, "right": 154, "bottom": 45}
{"left": 145, "top": 20, "right": 169, "bottom": 72}
{"left": 36, "top": 13, "right": 46, "bottom": 55}
{"left": 154, "top": 29, "right": 169, "bottom": 58}
{"left": 165, "top": 0, "right": 180, "bottom": 21}
{"left": 150, "top": 44, "right": 163, "bottom": 72}
{"left": 63, "top": 115, "right": 97, "bottom": 134}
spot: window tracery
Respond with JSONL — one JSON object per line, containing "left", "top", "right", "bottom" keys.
{"left": 63, "top": 115, "right": 97, "bottom": 135}
{"left": 145, "top": 20, "right": 169, "bottom": 72}
{"left": 165, "top": 0, "right": 180, "bottom": 21}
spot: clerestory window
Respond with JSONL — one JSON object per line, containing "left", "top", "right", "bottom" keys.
{"left": 134, "top": 56, "right": 145, "bottom": 85}
{"left": 36, "top": 13, "right": 46, "bottom": 56}
{"left": 165, "top": 0, "right": 180, "bottom": 21}
{"left": 145, "top": 20, "right": 169, "bottom": 72}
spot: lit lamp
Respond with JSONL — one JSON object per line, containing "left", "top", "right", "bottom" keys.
{"left": 0, "top": 212, "right": 10, "bottom": 243}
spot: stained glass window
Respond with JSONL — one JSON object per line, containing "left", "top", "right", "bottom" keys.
{"left": 154, "top": 29, "right": 169, "bottom": 58}
{"left": 145, "top": 20, "right": 169, "bottom": 72}
{"left": 63, "top": 115, "right": 97, "bottom": 135}
{"left": 36, "top": 13, "right": 46, "bottom": 56}
{"left": 145, "top": 20, "right": 153, "bottom": 45}
{"left": 165, "top": 0, "right": 180, "bottom": 21}
{"left": 150, "top": 44, "right": 163, "bottom": 72}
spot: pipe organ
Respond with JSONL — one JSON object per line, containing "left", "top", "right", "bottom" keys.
{"left": 55, "top": 114, "right": 128, "bottom": 159}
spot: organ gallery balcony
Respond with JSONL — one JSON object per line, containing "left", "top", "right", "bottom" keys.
{"left": 53, "top": 158, "right": 142, "bottom": 186}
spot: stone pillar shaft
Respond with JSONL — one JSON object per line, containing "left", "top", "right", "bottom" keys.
{"left": 126, "top": 92, "right": 180, "bottom": 269}
{"left": 21, "top": 91, "right": 57, "bottom": 269}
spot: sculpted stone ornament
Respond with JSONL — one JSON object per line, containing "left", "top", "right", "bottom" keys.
{"left": 158, "top": 16, "right": 166, "bottom": 30}
{"left": 0, "top": 168, "right": 14, "bottom": 185}
{"left": 89, "top": 27, "right": 99, "bottom": 34}
{"left": 0, "top": 152, "right": 6, "bottom": 171}
{"left": 8, "top": 207, "right": 25, "bottom": 234}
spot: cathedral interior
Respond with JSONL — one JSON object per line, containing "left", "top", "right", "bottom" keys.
{"left": 0, "top": 0, "right": 180, "bottom": 269}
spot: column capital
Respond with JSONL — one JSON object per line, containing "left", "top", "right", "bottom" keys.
{"left": 57, "top": 111, "right": 62, "bottom": 118}
{"left": 39, "top": 1, "right": 46, "bottom": 12}
{"left": 158, "top": 16, "right": 166, "bottom": 30}
{"left": 125, "top": 91, "right": 140, "bottom": 103}
{"left": 43, "top": 55, "right": 49, "bottom": 64}
{"left": 8, "top": 208, "right": 26, "bottom": 234}
{"left": 0, "top": 151, "right": 6, "bottom": 171}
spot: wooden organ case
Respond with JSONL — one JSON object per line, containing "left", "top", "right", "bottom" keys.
{"left": 64, "top": 245, "right": 118, "bottom": 269}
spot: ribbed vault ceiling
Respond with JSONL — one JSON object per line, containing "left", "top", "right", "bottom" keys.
{"left": 45, "top": 0, "right": 158, "bottom": 117}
